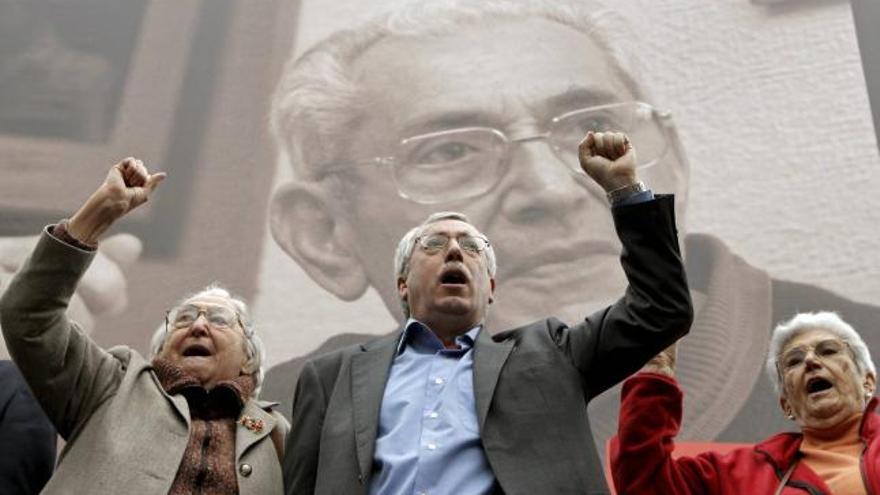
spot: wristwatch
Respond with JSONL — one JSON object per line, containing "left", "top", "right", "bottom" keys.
{"left": 607, "top": 181, "right": 647, "bottom": 204}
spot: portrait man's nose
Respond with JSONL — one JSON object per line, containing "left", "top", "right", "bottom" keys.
{"left": 494, "top": 136, "right": 598, "bottom": 224}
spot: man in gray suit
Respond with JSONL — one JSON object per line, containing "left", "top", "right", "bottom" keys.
{"left": 282, "top": 131, "right": 693, "bottom": 495}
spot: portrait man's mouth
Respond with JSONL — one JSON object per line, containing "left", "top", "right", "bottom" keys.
{"left": 500, "top": 239, "right": 620, "bottom": 282}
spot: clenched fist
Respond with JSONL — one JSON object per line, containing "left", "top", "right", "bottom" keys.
{"left": 578, "top": 131, "right": 640, "bottom": 193}
{"left": 68, "top": 157, "right": 166, "bottom": 246}
{"left": 642, "top": 344, "right": 677, "bottom": 377}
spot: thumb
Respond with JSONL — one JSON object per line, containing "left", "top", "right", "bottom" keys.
{"left": 100, "top": 233, "right": 142, "bottom": 267}
{"left": 581, "top": 154, "right": 613, "bottom": 176}
{"left": 617, "top": 146, "right": 638, "bottom": 168}
{"left": 129, "top": 172, "right": 166, "bottom": 209}
{"left": 145, "top": 172, "right": 167, "bottom": 195}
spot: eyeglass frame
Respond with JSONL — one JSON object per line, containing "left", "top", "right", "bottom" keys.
{"left": 775, "top": 337, "right": 858, "bottom": 379}
{"left": 317, "top": 100, "right": 675, "bottom": 204}
{"left": 164, "top": 304, "right": 250, "bottom": 337}
{"left": 414, "top": 232, "right": 492, "bottom": 255}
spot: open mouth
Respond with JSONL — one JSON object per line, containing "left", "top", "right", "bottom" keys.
{"left": 806, "top": 377, "right": 833, "bottom": 395}
{"left": 182, "top": 344, "right": 213, "bottom": 357}
{"left": 440, "top": 267, "right": 468, "bottom": 285}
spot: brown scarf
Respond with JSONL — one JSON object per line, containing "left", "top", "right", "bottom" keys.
{"left": 152, "top": 357, "right": 255, "bottom": 495}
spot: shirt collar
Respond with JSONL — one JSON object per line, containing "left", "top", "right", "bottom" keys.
{"left": 396, "top": 318, "right": 482, "bottom": 355}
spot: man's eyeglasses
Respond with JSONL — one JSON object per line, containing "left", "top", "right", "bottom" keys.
{"left": 164, "top": 304, "right": 247, "bottom": 335}
{"left": 322, "top": 101, "right": 673, "bottom": 204}
{"left": 416, "top": 233, "right": 491, "bottom": 255}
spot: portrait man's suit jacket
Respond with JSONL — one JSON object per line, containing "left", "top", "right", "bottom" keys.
{"left": 283, "top": 196, "right": 693, "bottom": 495}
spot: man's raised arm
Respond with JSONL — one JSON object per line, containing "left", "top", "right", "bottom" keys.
{"left": 554, "top": 131, "right": 693, "bottom": 397}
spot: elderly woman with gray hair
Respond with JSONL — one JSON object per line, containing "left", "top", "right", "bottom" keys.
{"left": 0, "top": 158, "right": 287, "bottom": 494}
{"left": 612, "top": 311, "right": 879, "bottom": 495}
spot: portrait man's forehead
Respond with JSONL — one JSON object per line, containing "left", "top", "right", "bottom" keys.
{"left": 270, "top": 0, "right": 646, "bottom": 179}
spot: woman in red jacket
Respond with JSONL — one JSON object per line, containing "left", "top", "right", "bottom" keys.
{"left": 612, "top": 311, "right": 879, "bottom": 494}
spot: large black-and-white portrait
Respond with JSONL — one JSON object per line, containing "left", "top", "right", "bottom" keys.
{"left": 1, "top": 0, "right": 878, "bottom": 466}
{"left": 254, "top": 0, "right": 880, "bottom": 451}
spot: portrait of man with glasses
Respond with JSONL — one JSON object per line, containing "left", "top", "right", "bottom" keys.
{"left": 261, "top": 0, "right": 880, "bottom": 454}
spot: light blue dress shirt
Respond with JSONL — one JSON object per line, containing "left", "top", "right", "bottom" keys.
{"left": 369, "top": 319, "right": 496, "bottom": 495}
{"left": 615, "top": 188, "right": 653, "bottom": 206}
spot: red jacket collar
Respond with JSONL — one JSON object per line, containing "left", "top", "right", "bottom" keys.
{"left": 754, "top": 397, "right": 880, "bottom": 470}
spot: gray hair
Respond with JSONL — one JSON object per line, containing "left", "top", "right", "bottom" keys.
{"left": 394, "top": 211, "right": 497, "bottom": 317}
{"left": 765, "top": 311, "right": 876, "bottom": 395}
{"left": 149, "top": 284, "right": 267, "bottom": 395}
{"left": 270, "top": 0, "right": 645, "bottom": 180}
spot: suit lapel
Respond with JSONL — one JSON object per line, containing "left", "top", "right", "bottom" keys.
{"left": 350, "top": 332, "right": 400, "bottom": 481}
{"left": 473, "top": 329, "right": 514, "bottom": 429}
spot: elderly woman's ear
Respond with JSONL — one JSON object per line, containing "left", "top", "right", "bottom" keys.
{"left": 242, "top": 355, "right": 259, "bottom": 376}
{"left": 865, "top": 373, "right": 876, "bottom": 400}
{"left": 778, "top": 396, "right": 795, "bottom": 420}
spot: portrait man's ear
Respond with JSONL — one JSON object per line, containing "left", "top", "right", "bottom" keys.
{"left": 270, "top": 181, "right": 369, "bottom": 301}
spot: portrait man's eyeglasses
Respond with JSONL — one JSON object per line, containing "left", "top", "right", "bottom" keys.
{"left": 416, "top": 233, "right": 491, "bottom": 255}
{"left": 164, "top": 305, "right": 248, "bottom": 336}
{"left": 322, "top": 101, "right": 673, "bottom": 204}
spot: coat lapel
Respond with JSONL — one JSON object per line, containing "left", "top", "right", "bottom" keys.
{"left": 473, "top": 329, "right": 514, "bottom": 429}
{"left": 235, "top": 400, "right": 277, "bottom": 462}
{"left": 150, "top": 370, "right": 191, "bottom": 427}
{"left": 350, "top": 332, "right": 400, "bottom": 482}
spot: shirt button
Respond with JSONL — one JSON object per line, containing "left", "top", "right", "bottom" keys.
{"left": 239, "top": 463, "right": 253, "bottom": 477}
{"left": 427, "top": 411, "right": 439, "bottom": 419}
{"left": 434, "top": 377, "right": 444, "bottom": 385}
{"left": 426, "top": 443, "right": 437, "bottom": 450}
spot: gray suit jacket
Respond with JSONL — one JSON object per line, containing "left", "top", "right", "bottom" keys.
{"left": 0, "top": 231, "right": 288, "bottom": 495}
{"left": 283, "top": 196, "right": 693, "bottom": 495}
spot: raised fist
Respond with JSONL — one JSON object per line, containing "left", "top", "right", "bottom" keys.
{"left": 641, "top": 344, "right": 677, "bottom": 377}
{"left": 68, "top": 157, "right": 166, "bottom": 246}
{"left": 577, "top": 131, "right": 640, "bottom": 193}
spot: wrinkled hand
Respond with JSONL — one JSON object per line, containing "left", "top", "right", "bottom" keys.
{"left": 577, "top": 131, "right": 640, "bottom": 192}
{"left": 641, "top": 344, "right": 676, "bottom": 377}
{"left": 0, "top": 233, "right": 141, "bottom": 358}
{"left": 68, "top": 157, "right": 166, "bottom": 246}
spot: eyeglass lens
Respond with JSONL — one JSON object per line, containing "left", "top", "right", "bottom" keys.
{"left": 391, "top": 102, "right": 668, "bottom": 203}
{"left": 421, "top": 233, "right": 487, "bottom": 253}
{"left": 780, "top": 339, "right": 848, "bottom": 371}
{"left": 171, "top": 305, "right": 236, "bottom": 329}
